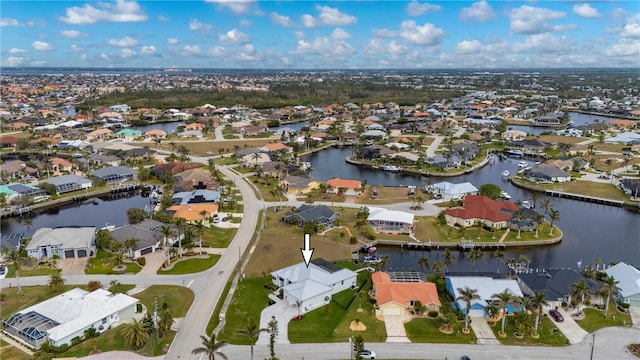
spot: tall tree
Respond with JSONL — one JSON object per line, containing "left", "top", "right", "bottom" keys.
{"left": 159, "top": 225, "right": 175, "bottom": 264}
{"left": 600, "top": 276, "right": 619, "bottom": 319}
{"left": 353, "top": 334, "right": 365, "bottom": 360}
{"left": 443, "top": 249, "right": 456, "bottom": 270}
{"left": 528, "top": 290, "right": 548, "bottom": 336}
{"left": 468, "top": 248, "right": 485, "bottom": 270}
{"left": 121, "top": 318, "right": 152, "bottom": 348}
{"left": 48, "top": 271, "right": 65, "bottom": 292}
{"left": 234, "top": 318, "right": 265, "bottom": 360}
{"left": 548, "top": 208, "right": 560, "bottom": 235}
{"left": 492, "top": 290, "right": 515, "bottom": 336}
{"left": 456, "top": 286, "right": 480, "bottom": 332}
{"left": 124, "top": 237, "right": 139, "bottom": 259}
{"left": 191, "top": 333, "right": 227, "bottom": 360}
{"left": 570, "top": 279, "right": 593, "bottom": 313}
{"left": 417, "top": 255, "right": 430, "bottom": 273}
{"left": 535, "top": 212, "right": 545, "bottom": 237}
{"left": 529, "top": 191, "right": 539, "bottom": 209}
{"left": 265, "top": 316, "right": 279, "bottom": 360}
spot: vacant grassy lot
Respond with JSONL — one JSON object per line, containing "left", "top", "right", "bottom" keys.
{"left": 489, "top": 316, "right": 568, "bottom": 346}
{"left": 538, "top": 135, "right": 588, "bottom": 145}
{"left": 357, "top": 185, "right": 422, "bottom": 205}
{"left": 0, "top": 346, "right": 31, "bottom": 360}
{"left": 153, "top": 139, "right": 274, "bottom": 157}
{"left": 590, "top": 154, "right": 640, "bottom": 171}
{"left": 592, "top": 142, "right": 625, "bottom": 153}
{"left": 404, "top": 318, "right": 476, "bottom": 344}
{"left": 217, "top": 276, "right": 272, "bottom": 344}
{"left": 202, "top": 225, "right": 238, "bottom": 248}
{"left": 85, "top": 249, "right": 142, "bottom": 275}
{"left": 157, "top": 254, "right": 220, "bottom": 275}
{"left": 133, "top": 285, "right": 194, "bottom": 317}
{"left": 516, "top": 177, "right": 629, "bottom": 201}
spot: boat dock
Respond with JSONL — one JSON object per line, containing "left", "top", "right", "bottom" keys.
{"left": 544, "top": 190, "right": 624, "bottom": 207}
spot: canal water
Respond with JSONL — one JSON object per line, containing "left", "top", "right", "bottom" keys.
{"left": 303, "top": 147, "right": 640, "bottom": 270}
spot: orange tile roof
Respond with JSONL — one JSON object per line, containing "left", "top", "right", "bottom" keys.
{"left": 326, "top": 177, "right": 362, "bottom": 190}
{"left": 372, "top": 272, "right": 441, "bottom": 307}
{"left": 445, "top": 195, "right": 517, "bottom": 223}
{"left": 264, "top": 142, "right": 291, "bottom": 151}
{"left": 166, "top": 203, "right": 218, "bottom": 221}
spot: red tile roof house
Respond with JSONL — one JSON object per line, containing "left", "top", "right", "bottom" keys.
{"left": 326, "top": 177, "right": 362, "bottom": 196}
{"left": 444, "top": 195, "right": 518, "bottom": 229}
{"left": 372, "top": 272, "right": 441, "bottom": 320}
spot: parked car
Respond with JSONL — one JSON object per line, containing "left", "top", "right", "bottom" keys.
{"left": 549, "top": 309, "right": 564, "bottom": 322}
{"left": 359, "top": 349, "right": 376, "bottom": 359}
{"left": 221, "top": 217, "right": 228, "bottom": 222}
{"left": 461, "top": 356, "right": 471, "bottom": 360}
{"left": 213, "top": 216, "right": 220, "bottom": 224}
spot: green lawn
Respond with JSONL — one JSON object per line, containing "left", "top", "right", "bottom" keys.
{"left": 85, "top": 249, "right": 141, "bottom": 275}
{"left": 157, "top": 254, "right": 220, "bottom": 275}
{"left": 405, "top": 318, "right": 476, "bottom": 344}
{"left": 202, "top": 225, "right": 238, "bottom": 248}
{"left": 207, "top": 280, "right": 233, "bottom": 334}
{"left": 5, "top": 263, "right": 60, "bottom": 278}
{"left": 0, "top": 338, "right": 10, "bottom": 347}
{"left": 133, "top": 285, "right": 195, "bottom": 317}
{"left": 576, "top": 301, "right": 632, "bottom": 333}
{"left": 489, "top": 316, "right": 568, "bottom": 346}
{"left": 0, "top": 346, "right": 31, "bottom": 360}
{"left": 217, "top": 276, "right": 272, "bottom": 344}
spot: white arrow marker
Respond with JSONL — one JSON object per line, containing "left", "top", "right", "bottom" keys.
{"left": 301, "top": 233, "right": 314, "bottom": 267}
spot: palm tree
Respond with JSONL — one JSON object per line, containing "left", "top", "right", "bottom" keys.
{"left": 174, "top": 217, "right": 186, "bottom": 258}
{"left": 513, "top": 208, "right": 526, "bottom": 238}
{"left": 417, "top": 255, "right": 430, "bottom": 273}
{"left": 600, "top": 276, "right": 619, "bottom": 318}
{"left": 431, "top": 261, "right": 446, "bottom": 277}
{"left": 541, "top": 199, "right": 551, "bottom": 216}
{"left": 251, "top": 152, "right": 262, "bottom": 169}
{"left": 456, "top": 287, "right": 480, "bottom": 332}
{"left": 534, "top": 212, "right": 545, "bottom": 237}
{"left": 192, "top": 332, "right": 228, "bottom": 360}
{"left": 548, "top": 208, "right": 560, "bottom": 235}
{"left": 570, "top": 279, "right": 593, "bottom": 312}
{"left": 380, "top": 254, "right": 391, "bottom": 271}
{"left": 529, "top": 191, "right": 538, "bottom": 209}
{"left": 124, "top": 237, "right": 139, "bottom": 259}
{"left": 468, "top": 248, "right": 484, "bottom": 271}
{"left": 235, "top": 318, "right": 265, "bottom": 360}
{"left": 48, "top": 271, "right": 66, "bottom": 292}
{"left": 159, "top": 225, "right": 175, "bottom": 264}
{"left": 492, "top": 290, "right": 514, "bottom": 336}
{"left": 443, "top": 248, "right": 456, "bottom": 270}
{"left": 485, "top": 304, "right": 499, "bottom": 323}
{"left": 121, "top": 318, "right": 152, "bottom": 348}
{"left": 528, "top": 290, "right": 548, "bottom": 336}
{"left": 110, "top": 250, "right": 126, "bottom": 268}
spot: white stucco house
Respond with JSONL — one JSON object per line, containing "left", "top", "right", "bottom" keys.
{"left": 2, "top": 288, "right": 138, "bottom": 349}
{"left": 26, "top": 226, "right": 96, "bottom": 260}
{"left": 271, "top": 258, "right": 357, "bottom": 314}
{"left": 429, "top": 181, "right": 479, "bottom": 200}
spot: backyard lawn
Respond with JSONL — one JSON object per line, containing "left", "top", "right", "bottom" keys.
{"left": 217, "top": 276, "right": 272, "bottom": 344}
{"left": 133, "top": 285, "right": 194, "bottom": 317}
{"left": 157, "top": 254, "right": 220, "bottom": 275}
{"left": 201, "top": 225, "right": 238, "bottom": 248}
{"left": 404, "top": 318, "right": 476, "bottom": 344}
{"left": 489, "top": 316, "right": 568, "bottom": 346}
{"left": 513, "top": 177, "right": 629, "bottom": 201}
{"left": 85, "top": 249, "right": 141, "bottom": 275}
{"left": 0, "top": 346, "right": 31, "bottom": 360}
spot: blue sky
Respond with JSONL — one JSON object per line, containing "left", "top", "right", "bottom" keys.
{"left": 1, "top": 0, "right": 639, "bottom": 69}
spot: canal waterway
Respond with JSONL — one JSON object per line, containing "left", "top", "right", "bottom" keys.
{"left": 303, "top": 147, "right": 640, "bottom": 270}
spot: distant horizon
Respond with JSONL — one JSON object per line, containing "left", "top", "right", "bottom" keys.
{"left": 2, "top": 1, "right": 638, "bottom": 69}
{"left": 3, "top": 66, "right": 639, "bottom": 71}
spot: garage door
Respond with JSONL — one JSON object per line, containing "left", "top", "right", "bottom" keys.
{"left": 77, "top": 249, "right": 87, "bottom": 257}
{"left": 469, "top": 309, "right": 485, "bottom": 318}
{"left": 140, "top": 247, "right": 152, "bottom": 256}
{"left": 64, "top": 249, "right": 75, "bottom": 258}
{"left": 382, "top": 306, "right": 403, "bottom": 316}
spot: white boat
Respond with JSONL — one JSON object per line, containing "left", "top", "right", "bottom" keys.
{"left": 518, "top": 161, "right": 528, "bottom": 168}
{"left": 383, "top": 165, "right": 400, "bottom": 173}
{"left": 100, "top": 223, "right": 116, "bottom": 231}
{"left": 521, "top": 200, "right": 532, "bottom": 209}
{"left": 502, "top": 170, "right": 510, "bottom": 177}
{"left": 500, "top": 191, "right": 511, "bottom": 200}
{"left": 363, "top": 255, "right": 383, "bottom": 264}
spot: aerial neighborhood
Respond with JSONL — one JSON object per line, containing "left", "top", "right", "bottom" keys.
{"left": 0, "top": 68, "right": 639, "bottom": 360}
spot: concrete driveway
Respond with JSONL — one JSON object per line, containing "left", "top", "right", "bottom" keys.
{"left": 469, "top": 317, "right": 500, "bottom": 345}
{"left": 256, "top": 294, "right": 297, "bottom": 345}
{"left": 58, "top": 257, "right": 88, "bottom": 275}
{"left": 382, "top": 314, "right": 410, "bottom": 343}
{"left": 548, "top": 307, "right": 589, "bottom": 344}
{"left": 629, "top": 307, "right": 640, "bottom": 328}
{"left": 138, "top": 251, "right": 167, "bottom": 275}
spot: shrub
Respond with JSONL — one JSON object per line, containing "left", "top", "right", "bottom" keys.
{"left": 428, "top": 310, "right": 439, "bottom": 318}
{"left": 88, "top": 280, "right": 102, "bottom": 292}
{"left": 137, "top": 257, "right": 146, "bottom": 266}
{"left": 84, "top": 327, "right": 98, "bottom": 339}
{"left": 71, "top": 336, "right": 83, "bottom": 346}
{"left": 349, "top": 236, "right": 357, "bottom": 244}
{"left": 623, "top": 303, "right": 630, "bottom": 309}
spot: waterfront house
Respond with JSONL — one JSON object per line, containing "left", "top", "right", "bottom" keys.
{"left": 326, "top": 177, "right": 362, "bottom": 196}
{"left": 261, "top": 142, "right": 293, "bottom": 154}
{"left": 165, "top": 203, "right": 218, "bottom": 223}
{"left": 283, "top": 204, "right": 340, "bottom": 229}
{"left": 114, "top": 128, "right": 142, "bottom": 141}
{"left": 619, "top": 178, "right": 640, "bottom": 200}
{"left": 2, "top": 288, "right": 137, "bottom": 349}
{"left": 150, "top": 162, "right": 203, "bottom": 178}
{"left": 0, "top": 183, "right": 46, "bottom": 203}
{"left": 271, "top": 258, "right": 357, "bottom": 314}
{"left": 2, "top": 160, "right": 38, "bottom": 180}
{"left": 523, "top": 164, "right": 572, "bottom": 183}
{"left": 240, "top": 152, "right": 271, "bottom": 168}
{"left": 604, "top": 131, "right": 640, "bottom": 144}
{"left": 85, "top": 128, "right": 113, "bottom": 141}
{"left": 0, "top": 136, "right": 19, "bottom": 149}
{"left": 446, "top": 275, "right": 524, "bottom": 317}
{"left": 605, "top": 262, "right": 640, "bottom": 308}
{"left": 362, "top": 129, "right": 388, "bottom": 140}
{"left": 109, "top": 219, "right": 167, "bottom": 258}
{"left": 281, "top": 175, "right": 321, "bottom": 195}
{"left": 260, "top": 161, "right": 288, "bottom": 179}
{"left": 26, "top": 226, "right": 96, "bottom": 260}
{"left": 42, "top": 174, "right": 92, "bottom": 195}
{"left": 517, "top": 269, "right": 599, "bottom": 307}
{"left": 444, "top": 195, "right": 518, "bottom": 229}
{"left": 372, "top": 272, "right": 441, "bottom": 319}
{"left": 173, "top": 167, "right": 219, "bottom": 192}
{"left": 367, "top": 207, "right": 414, "bottom": 234}
{"left": 143, "top": 129, "right": 167, "bottom": 139}
{"left": 172, "top": 189, "right": 221, "bottom": 204}
{"left": 92, "top": 166, "right": 136, "bottom": 183}
{"left": 429, "top": 181, "right": 478, "bottom": 201}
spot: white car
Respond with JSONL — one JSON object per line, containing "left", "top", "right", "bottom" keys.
{"left": 360, "top": 349, "right": 376, "bottom": 359}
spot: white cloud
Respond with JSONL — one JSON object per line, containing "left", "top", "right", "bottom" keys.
{"left": 295, "top": 36, "right": 357, "bottom": 58}
{"left": 331, "top": 28, "right": 352, "bottom": 41}
{"left": 270, "top": 12, "right": 293, "bottom": 27}
{"left": 8, "top": 48, "right": 27, "bottom": 54}
{"left": 189, "top": 19, "right": 212, "bottom": 31}
{"left": 120, "top": 48, "right": 136, "bottom": 58}
{"left": 70, "top": 44, "right": 84, "bottom": 52}
{"left": 301, "top": 14, "right": 318, "bottom": 28}
{"left": 316, "top": 5, "right": 357, "bottom": 26}
{"left": 399, "top": 20, "right": 444, "bottom": 46}
{"left": 372, "top": 28, "right": 397, "bottom": 38}
{"left": 60, "top": 0, "right": 148, "bottom": 24}
{"left": 157, "top": 15, "right": 170, "bottom": 22}
{"left": 219, "top": 29, "right": 250, "bottom": 45}
{"left": 32, "top": 41, "right": 54, "bottom": 51}
{"left": 235, "top": 44, "right": 262, "bottom": 62}
{"left": 365, "top": 39, "right": 407, "bottom": 57}
{"left": 209, "top": 46, "right": 227, "bottom": 56}
{"left": 183, "top": 45, "right": 200, "bottom": 55}
{"left": 167, "top": 38, "right": 179, "bottom": 45}
{"left": 510, "top": 5, "right": 566, "bottom": 34}
{"left": 141, "top": 45, "right": 156, "bottom": 55}
{"left": 100, "top": 53, "right": 111, "bottom": 61}
{"left": 406, "top": 1, "right": 442, "bottom": 17}
{"left": 1, "top": 18, "right": 19, "bottom": 27}
{"left": 107, "top": 36, "right": 138, "bottom": 47}
{"left": 205, "top": 0, "right": 256, "bottom": 15}
{"left": 459, "top": 1, "right": 497, "bottom": 23}
{"left": 60, "top": 29, "right": 87, "bottom": 38}
{"left": 605, "top": 38, "right": 640, "bottom": 57}
{"left": 294, "top": 31, "right": 306, "bottom": 40}
{"left": 572, "top": 3, "right": 601, "bottom": 19}
{"left": 513, "top": 33, "right": 573, "bottom": 54}
{"left": 622, "top": 22, "right": 640, "bottom": 39}
{"left": 239, "top": 19, "right": 252, "bottom": 27}
{"left": 30, "top": 60, "right": 46, "bottom": 66}
{"left": 2, "top": 56, "right": 25, "bottom": 66}
{"left": 455, "top": 39, "right": 483, "bottom": 54}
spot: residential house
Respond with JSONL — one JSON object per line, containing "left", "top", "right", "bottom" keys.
{"left": 173, "top": 167, "right": 219, "bottom": 192}
{"left": 260, "top": 161, "right": 287, "bottom": 179}
{"left": 0, "top": 183, "right": 46, "bottom": 203}
{"left": 77, "top": 154, "right": 121, "bottom": 170}
{"left": 281, "top": 175, "right": 321, "bottom": 195}
{"left": 0, "top": 136, "right": 19, "bottom": 149}
{"left": 150, "top": 162, "right": 203, "bottom": 179}
{"left": 165, "top": 203, "right": 218, "bottom": 223}
{"left": 372, "top": 272, "right": 441, "bottom": 319}
{"left": 47, "top": 157, "right": 74, "bottom": 175}
{"left": 92, "top": 166, "right": 136, "bottom": 183}
{"left": 85, "top": 128, "right": 113, "bottom": 141}
{"left": 175, "top": 129, "right": 203, "bottom": 138}
{"left": 143, "top": 129, "right": 167, "bottom": 139}
{"left": 114, "top": 128, "right": 142, "bottom": 141}
{"left": 367, "top": 207, "right": 414, "bottom": 234}
{"left": 445, "top": 195, "right": 519, "bottom": 229}
{"left": 509, "top": 139, "right": 551, "bottom": 152}
{"left": 446, "top": 275, "right": 524, "bottom": 317}
{"left": 109, "top": 219, "right": 168, "bottom": 257}
{"left": 517, "top": 269, "right": 600, "bottom": 307}
{"left": 556, "top": 128, "right": 583, "bottom": 137}
{"left": 261, "top": 142, "right": 293, "bottom": 154}
{"left": 3, "top": 288, "right": 138, "bottom": 349}
{"left": 523, "top": 164, "right": 572, "bottom": 183}
{"left": 283, "top": 204, "right": 340, "bottom": 229}
{"left": 429, "top": 181, "right": 478, "bottom": 201}
{"left": 241, "top": 152, "right": 271, "bottom": 168}
{"left": 271, "top": 258, "right": 357, "bottom": 314}
{"left": 502, "top": 129, "right": 527, "bottom": 141}
{"left": 172, "top": 189, "right": 221, "bottom": 205}
{"left": 42, "top": 174, "right": 92, "bottom": 195}
{"left": 26, "top": 226, "right": 96, "bottom": 260}
{"left": 604, "top": 131, "right": 640, "bottom": 144}
{"left": 605, "top": 262, "right": 640, "bottom": 308}
{"left": 326, "top": 178, "right": 362, "bottom": 196}
{"left": 1, "top": 160, "right": 38, "bottom": 180}
{"left": 362, "top": 129, "right": 388, "bottom": 140}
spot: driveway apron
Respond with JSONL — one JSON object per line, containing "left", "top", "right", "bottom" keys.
{"left": 257, "top": 294, "right": 297, "bottom": 345}
{"left": 469, "top": 317, "right": 500, "bottom": 345}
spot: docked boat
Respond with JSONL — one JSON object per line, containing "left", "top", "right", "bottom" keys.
{"left": 518, "top": 161, "right": 528, "bottom": 168}
{"left": 500, "top": 191, "right": 511, "bottom": 200}
{"left": 100, "top": 223, "right": 116, "bottom": 231}
{"left": 521, "top": 200, "right": 532, "bottom": 209}
{"left": 383, "top": 165, "right": 400, "bottom": 173}
{"left": 363, "top": 255, "right": 383, "bottom": 264}
{"left": 502, "top": 170, "right": 510, "bottom": 177}
{"left": 505, "top": 150, "right": 524, "bottom": 158}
